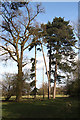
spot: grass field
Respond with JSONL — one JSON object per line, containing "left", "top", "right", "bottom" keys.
{"left": 1, "top": 95, "right": 80, "bottom": 119}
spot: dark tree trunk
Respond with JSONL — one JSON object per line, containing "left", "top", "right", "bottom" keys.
{"left": 53, "top": 59, "right": 57, "bottom": 99}
{"left": 5, "top": 94, "right": 12, "bottom": 101}
{"left": 34, "top": 44, "right": 37, "bottom": 99}
{"left": 43, "top": 67, "right": 44, "bottom": 99}
{"left": 49, "top": 45, "right": 51, "bottom": 99}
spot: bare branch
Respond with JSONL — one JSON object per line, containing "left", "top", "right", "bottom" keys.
{"left": 22, "top": 62, "right": 28, "bottom": 67}
{"left": 24, "top": 5, "right": 30, "bottom": 35}
{"left": 23, "top": 4, "right": 42, "bottom": 44}
{"left": 2, "top": 12, "right": 19, "bottom": 33}
{"left": 23, "top": 40, "right": 40, "bottom": 51}
{"left": 0, "top": 36, "right": 16, "bottom": 48}
{"left": 0, "top": 46, "right": 17, "bottom": 62}
{"left": 0, "top": 52, "right": 8, "bottom": 56}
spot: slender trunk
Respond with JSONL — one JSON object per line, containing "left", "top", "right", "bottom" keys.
{"left": 16, "top": 59, "right": 23, "bottom": 102}
{"left": 43, "top": 67, "right": 44, "bottom": 99}
{"left": 41, "top": 43, "right": 50, "bottom": 99}
{"left": 53, "top": 59, "right": 57, "bottom": 99}
{"left": 49, "top": 45, "right": 51, "bottom": 98}
{"left": 34, "top": 44, "right": 37, "bottom": 99}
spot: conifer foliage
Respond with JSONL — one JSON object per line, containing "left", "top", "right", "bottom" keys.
{"left": 43, "top": 17, "right": 77, "bottom": 99}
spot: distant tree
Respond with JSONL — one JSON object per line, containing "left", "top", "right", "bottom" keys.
{"left": 50, "top": 86, "right": 67, "bottom": 95}
{"left": 66, "top": 60, "right": 80, "bottom": 97}
{"left": 1, "top": 73, "right": 17, "bottom": 101}
{"left": 0, "top": 2, "right": 43, "bottom": 101}
{"left": 38, "top": 82, "right": 48, "bottom": 96}
{"left": 1, "top": 70, "right": 30, "bottom": 101}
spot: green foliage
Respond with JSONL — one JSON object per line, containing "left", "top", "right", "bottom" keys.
{"left": 30, "top": 80, "right": 35, "bottom": 87}
{"left": 30, "top": 88, "right": 39, "bottom": 95}
{"left": 66, "top": 60, "right": 80, "bottom": 97}
{"left": 29, "top": 39, "right": 36, "bottom": 51}
{"left": 30, "top": 58, "right": 35, "bottom": 62}
{"left": 37, "top": 48, "right": 41, "bottom": 51}
{"left": 50, "top": 86, "right": 66, "bottom": 95}
{"left": 30, "top": 73, "right": 35, "bottom": 79}
{"left": 66, "top": 78, "right": 80, "bottom": 97}
{"left": 43, "top": 17, "right": 77, "bottom": 84}
{"left": 38, "top": 83, "right": 48, "bottom": 95}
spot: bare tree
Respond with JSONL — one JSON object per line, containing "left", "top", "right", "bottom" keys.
{"left": 1, "top": 73, "right": 17, "bottom": 101}
{"left": 0, "top": 2, "right": 44, "bottom": 101}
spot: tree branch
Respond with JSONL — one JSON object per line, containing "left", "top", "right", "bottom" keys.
{"left": 22, "top": 62, "right": 28, "bottom": 67}
{"left": 23, "top": 4, "right": 41, "bottom": 45}
{"left": 23, "top": 40, "right": 40, "bottom": 51}
{"left": 0, "top": 52, "right": 8, "bottom": 56}
{"left": 67, "top": 39, "right": 80, "bottom": 49}
{"left": 2, "top": 12, "right": 18, "bottom": 33}
{"left": 24, "top": 5, "right": 30, "bottom": 35}
{"left": 0, "top": 46, "right": 17, "bottom": 62}
{"left": 0, "top": 36, "right": 16, "bottom": 48}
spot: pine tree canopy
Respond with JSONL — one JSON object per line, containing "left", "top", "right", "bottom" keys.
{"left": 42, "top": 17, "right": 77, "bottom": 83}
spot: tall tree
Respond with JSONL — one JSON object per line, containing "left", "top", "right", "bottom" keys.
{"left": 38, "top": 24, "right": 51, "bottom": 99}
{"left": 29, "top": 57, "right": 37, "bottom": 98}
{"left": 43, "top": 17, "right": 77, "bottom": 99}
{"left": 0, "top": 2, "right": 43, "bottom": 101}
{"left": 28, "top": 26, "right": 41, "bottom": 98}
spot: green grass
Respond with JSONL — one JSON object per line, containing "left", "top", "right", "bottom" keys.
{"left": 1, "top": 96, "right": 80, "bottom": 119}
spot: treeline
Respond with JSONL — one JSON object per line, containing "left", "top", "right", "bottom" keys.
{"left": 1, "top": 73, "right": 66, "bottom": 100}
{"left": 0, "top": 1, "right": 79, "bottom": 102}
{"left": 2, "top": 65, "right": 80, "bottom": 101}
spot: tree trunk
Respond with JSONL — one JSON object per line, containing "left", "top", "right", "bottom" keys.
{"left": 5, "top": 94, "right": 12, "bottom": 101}
{"left": 34, "top": 44, "right": 37, "bottom": 99}
{"left": 16, "top": 59, "right": 23, "bottom": 102}
{"left": 43, "top": 67, "right": 44, "bottom": 99}
{"left": 49, "top": 45, "right": 51, "bottom": 98}
{"left": 41, "top": 43, "right": 50, "bottom": 99}
{"left": 53, "top": 59, "right": 57, "bottom": 99}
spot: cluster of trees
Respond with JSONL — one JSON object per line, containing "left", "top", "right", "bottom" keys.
{"left": 0, "top": 1, "right": 79, "bottom": 102}
{"left": 66, "top": 60, "right": 80, "bottom": 97}
{"left": 1, "top": 72, "right": 66, "bottom": 101}
{"left": 1, "top": 71, "right": 31, "bottom": 101}
{"left": 38, "top": 83, "right": 66, "bottom": 96}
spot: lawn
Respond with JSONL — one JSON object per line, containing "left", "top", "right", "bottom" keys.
{"left": 1, "top": 96, "right": 80, "bottom": 119}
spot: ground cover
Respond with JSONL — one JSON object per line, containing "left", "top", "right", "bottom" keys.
{"left": 1, "top": 96, "right": 80, "bottom": 119}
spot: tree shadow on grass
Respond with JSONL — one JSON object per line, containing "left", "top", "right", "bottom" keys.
{"left": 2, "top": 97, "right": 80, "bottom": 119}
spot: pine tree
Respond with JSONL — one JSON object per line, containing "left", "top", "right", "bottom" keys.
{"left": 44, "top": 17, "right": 77, "bottom": 99}
{"left": 28, "top": 26, "right": 41, "bottom": 98}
